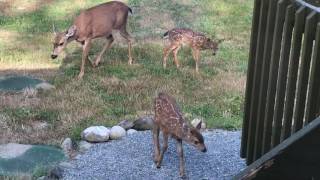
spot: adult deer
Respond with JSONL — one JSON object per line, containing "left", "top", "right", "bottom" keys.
{"left": 51, "top": 1, "right": 133, "bottom": 79}
{"left": 153, "top": 92, "right": 207, "bottom": 178}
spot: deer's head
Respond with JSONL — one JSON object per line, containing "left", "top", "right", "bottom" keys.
{"left": 204, "top": 38, "right": 223, "bottom": 56}
{"left": 185, "top": 124, "right": 207, "bottom": 152}
{"left": 51, "top": 25, "right": 77, "bottom": 59}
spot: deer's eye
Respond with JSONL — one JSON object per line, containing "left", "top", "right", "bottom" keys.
{"left": 59, "top": 42, "right": 64, "bottom": 46}
{"left": 195, "top": 141, "right": 199, "bottom": 145}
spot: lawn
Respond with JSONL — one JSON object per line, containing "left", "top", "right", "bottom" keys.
{"left": 0, "top": 0, "right": 253, "bottom": 144}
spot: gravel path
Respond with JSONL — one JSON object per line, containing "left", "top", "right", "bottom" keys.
{"left": 62, "top": 130, "right": 246, "bottom": 180}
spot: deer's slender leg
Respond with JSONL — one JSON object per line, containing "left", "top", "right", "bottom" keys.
{"left": 156, "top": 132, "right": 169, "bottom": 168}
{"left": 153, "top": 124, "right": 161, "bottom": 164}
{"left": 176, "top": 139, "right": 186, "bottom": 178}
{"left": 163, "top": 44, "right": 178, "bottom": 69}
{"left": 192, "top": 48, "right": 200, "bottom": 73}
{"left": 94, "top": 35, "right": 114, "bottom": 67}
{"left": 78, "top": 38, "right": 92, "bottom": 79}
{"left": 119, "top": 29, "right": 133, "bottom": 65}
{"left": 172, "top": 46, "right": 181, "bottom": 68}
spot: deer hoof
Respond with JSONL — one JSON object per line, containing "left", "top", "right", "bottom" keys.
{"left": 77, "top": 72, "right": 84, "bottom": 80}
{"left": 156, "top": 163, "right": 161, "bottom": 169}
{"left": 94, "top": 61, "right": 100, "bottom": 67}
{"left": 179, "top": 173, "right": 187, "bottom": 179}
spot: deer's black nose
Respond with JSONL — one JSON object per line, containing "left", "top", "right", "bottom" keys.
{"left": 212, "top": 52, "right": 216, "bottom": 56}
{"left": 51, "top": 55, "right": 58, "bottom": 59}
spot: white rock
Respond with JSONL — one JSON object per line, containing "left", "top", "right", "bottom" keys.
{"left": 61, "top": 138, "right": 73, "bottom": 154}
{"left": 127, "top": 129, "right": 138, "bottom": 135}
{"left": 110, "top": 126, "right": 126, "bottom": 140}
{"left": 37, "top": 176, "right": 46, "bottom": 180}
{"left": 81, "top": 126, "right": 110, "bottom": 142}
{"left": 191, "top": 118, "right": 206, "bottom": 130}
{"left": 59, "top": 161, "right": 74, "bottom": 169}
{"left": 78, "top": 141, "right": 93, "bottom": 153}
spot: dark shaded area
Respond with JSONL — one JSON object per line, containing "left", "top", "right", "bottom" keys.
{"left": 236, "top": 117, "right": 320, "bottom": 180}
{"left": 303, "top": 0, "right": 320, "bottom": 7}
{"left": 241, "top": 0, "right": 320, "bottom": 165}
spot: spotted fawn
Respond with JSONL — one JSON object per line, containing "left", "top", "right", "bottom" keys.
{"left": 153, "top": 92, "right": 206, "bottom": 178}
{"left": 163, "top": 28, "right": 222, "bottom": 72}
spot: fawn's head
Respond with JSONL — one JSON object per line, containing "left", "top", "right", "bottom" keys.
{"left": 203, "top": 38, "right": 223, "bottom": 56}
{"left": 51, "top": 25, "right": 76, "bottom": 59}
{"left": 185, "top": 124, "right": 207, "bottom": 152}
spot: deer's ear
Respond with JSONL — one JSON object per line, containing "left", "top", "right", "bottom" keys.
{"left": 217, "top": 39, "right": 224, "bottom": 43}
{"left": 52, "top": 24, "right": 57, "bottom": 36}
{"left": 66, "top": 25, "right": 76, "bottom": 38}
{"left": 195, "top": 121, "right": 202, "bottom": 130}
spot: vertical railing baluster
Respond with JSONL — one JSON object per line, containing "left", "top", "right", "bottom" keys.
{"left": 241, "top": 0, "right": 263, "bottom": 158}
{"left": 246, "top": 0, "right": 269, "bottom": 164}
{"left": 262, "top": 0, "right": 289, "bottom": 154}
{"left": 305, "top": 22, "right": 320, "bottom": 123}
{"left": 275, "top": 6, "right": 306, "bottom": 146}
{"left": 254, "top": 0, "right": 278, "bottom": 160}
{"left": 292, "top": 11, "right": 317, "bottom": 132}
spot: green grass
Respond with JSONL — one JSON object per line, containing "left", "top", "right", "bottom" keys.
{"left": 0, "top": 0, "right": 253, "bottom": 143}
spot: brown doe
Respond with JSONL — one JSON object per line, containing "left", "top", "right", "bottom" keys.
{"left": 153, "top": 92, "right": 207, "bottom": 178}
{"left": 51, "top": 1, "right": 133, "bottom": 79}
{"left": 163, "top": 28, "right": 222, "bottom": 73}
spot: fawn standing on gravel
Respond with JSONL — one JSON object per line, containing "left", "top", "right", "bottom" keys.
{"left": 51, "top": 1, "right": 133, "bottom": 79}
{"left": 153, "top": 92, "right": 207, "bottom": 178}
{"left": 163, "top": 28, "right": 222, "bottom": 73}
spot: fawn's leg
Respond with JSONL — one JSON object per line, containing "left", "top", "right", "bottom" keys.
{"left": 78, "top": 38, "right": 92, "bottom": 79}
{"left": 192, "top": 48, "right": 200, "bottom": 73}
{"left": 172, "top": 47, "right": 181, "bottom": 68}
{"left": 93, "top": 35, "right": 114, "bottom": 67}
{"left": 153, "top": 124, "right": 160, "bottom": 164}
{"left": 163, "top": 44, "right": 178, "bottom": 68}
{"left": 119, "top": 29, "right": 133, "bottom": 65}
{"left": 176, "top": 139, "right": 186, "bottom": 178}
{"left": 156, "top": 132, "right": 169, "bottom": 168}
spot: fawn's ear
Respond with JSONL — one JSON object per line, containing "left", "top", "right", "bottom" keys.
{"left": 52, "top": 24, "right": 57, "bottom": 36}
{"left": 217, "top": 39, "right": 225, "bottom": 43}
{"left": 65, "top": 25, "right": 76, "bottom": 38}
{"left": 195, "top": 121, "right": 202, "bottom": 130}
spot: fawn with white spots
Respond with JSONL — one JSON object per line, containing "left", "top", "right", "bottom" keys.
{"left": 163, "top": 28, "right": 222, "bottom": 73}
{"left": 153, "top": 92, "right": 207, "bottom": 178}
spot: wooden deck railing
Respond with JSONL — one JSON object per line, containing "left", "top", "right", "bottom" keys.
{"left": 241, "top": 0, "right": 320, "bottom": 164}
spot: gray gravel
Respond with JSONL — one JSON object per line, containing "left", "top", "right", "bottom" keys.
{"left": 62, "top": 130, "right": 246, "bottom": 180}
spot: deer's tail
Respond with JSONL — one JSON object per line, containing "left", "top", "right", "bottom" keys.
{"left": 163, "top": 31, "right": 169, "bottom": 39}
{"left": 128, "top": 7, "right": 133, "bottom": 14}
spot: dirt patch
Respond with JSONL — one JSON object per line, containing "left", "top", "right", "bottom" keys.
{"left": 0, "top": 93, "right": 40, "bottom": 109}
{"left": 205, "top": 71, "right": 246, "bottom": 94}
{"left": 0, "top": 0, "right": 54, "bottom": 16}
{"left": 0, "top": 30, "right": 19, "bottom": 44}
